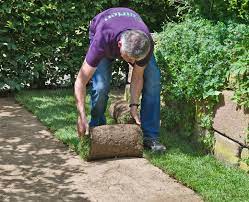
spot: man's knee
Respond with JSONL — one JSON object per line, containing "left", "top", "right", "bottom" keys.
{"left": 92, "top": 82, "right": 110, "bottom": 95}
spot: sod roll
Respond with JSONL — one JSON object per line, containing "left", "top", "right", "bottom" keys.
{"left": 88, "top": 124, "right": 143, "bottom": 160}
{"left": 109, "top": 100, "right": 136, "bottom": 124}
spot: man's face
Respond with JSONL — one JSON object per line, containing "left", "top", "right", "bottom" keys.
{"left": 120, "top": 51, "right": 136, "bottom": 66}
{"left": 118, "top": 40, "right": 136, "bottom": 66}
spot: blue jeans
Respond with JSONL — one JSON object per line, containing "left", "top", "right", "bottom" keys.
{"left": 89, "top": 55, "right": 161, "bottom": 141}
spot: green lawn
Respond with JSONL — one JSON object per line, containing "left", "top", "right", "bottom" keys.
{"left": 15, "top": 88, "right": 249, "bottom": 202}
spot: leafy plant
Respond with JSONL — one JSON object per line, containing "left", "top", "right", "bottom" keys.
{"left": 155, "top": 18, "right": 249, "bottom": 149}
{"left": 184, "top": 0, "right": 249, "bottom": 22}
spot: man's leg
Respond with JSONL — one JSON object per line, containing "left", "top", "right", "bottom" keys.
{"left": 89, "top": 58, "right": 112, "bottom": 127}
{"left": 141, "top": 54, "right": 166, "bottom": 152}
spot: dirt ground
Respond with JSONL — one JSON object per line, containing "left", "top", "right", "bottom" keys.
{"left": 0, "top": 97, "right": 203, "bottom": 202}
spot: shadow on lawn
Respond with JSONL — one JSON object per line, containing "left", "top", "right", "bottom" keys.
{"left": 0, "top": 98, "right": 90, "bottom": 201}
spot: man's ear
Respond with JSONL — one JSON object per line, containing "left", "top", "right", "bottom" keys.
{"left": 118, "top": 40, "right": 122, "bottom": 48}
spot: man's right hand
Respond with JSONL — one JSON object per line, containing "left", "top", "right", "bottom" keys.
{"left": 77, "top": 115, "right": 89, "bottom": 138}
{"left": 74, "top": 60, "right": 96, "bottom": 139}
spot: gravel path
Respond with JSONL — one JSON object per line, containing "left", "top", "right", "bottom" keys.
{"left": 0, "top": 98, "right": 202, "bottom": 202}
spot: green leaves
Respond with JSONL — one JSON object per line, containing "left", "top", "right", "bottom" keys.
{"left": 184, "top": 0, "right": 249, "bottom": 22}
{"left": 231, "top": 64, "right": 248, "bottom": 76}
{"left": 155, "top": 18, "right": 249, "bottom": 106}
{"left": 5, "top": 20, "right": 15, "bottom": 30}
{"left": 203, "top": 90, "right": 221, "bottom": 99}
{"left": 0, "top": 0, "right": 103, "bottom": 90}
{"left": 154, "top": 18, "right": 249, "bottom": 146}
{"left": 155, "top": 18, "right": 228, "bottom": 102}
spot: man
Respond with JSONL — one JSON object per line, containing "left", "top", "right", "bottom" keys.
{"left": 74, "top": 7, "right": 166, "bottom": 153}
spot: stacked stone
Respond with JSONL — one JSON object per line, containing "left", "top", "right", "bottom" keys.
{"left": 213, "top": 90, "right": 249, "bottom": 172}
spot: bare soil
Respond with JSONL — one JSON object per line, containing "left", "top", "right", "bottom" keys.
{"left": 0, "top": 98, "right": 202, "bottom": 202}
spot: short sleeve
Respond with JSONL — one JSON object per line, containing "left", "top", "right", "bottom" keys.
{"left": 85, "top": 32, "right": 106, "bottom": 67}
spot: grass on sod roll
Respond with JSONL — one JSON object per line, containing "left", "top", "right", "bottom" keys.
{"left": 15, "top": 89, "right": 249, "bottom": 202}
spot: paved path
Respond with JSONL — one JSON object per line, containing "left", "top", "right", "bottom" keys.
{"left": 0, "top": 98, "right": 202, "bottom": 202}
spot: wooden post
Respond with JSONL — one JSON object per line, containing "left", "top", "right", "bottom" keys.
{"left": 124, "top": 64, "right": 133, "bottom": 102}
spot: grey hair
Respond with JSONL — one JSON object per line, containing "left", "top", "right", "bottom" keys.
{"left": 120, "top": 30, "right": 151, "bottom": 60}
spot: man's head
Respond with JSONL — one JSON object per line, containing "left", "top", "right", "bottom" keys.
{"left": 118, "top": 30, "right": 151, "bottom": 65}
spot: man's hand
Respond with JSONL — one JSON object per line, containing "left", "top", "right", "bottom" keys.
{"left": 130, "top": 63, "right": 145, "bottom": 126}
{"left": 74, "top": 60, "right": 96, "bottom": 139}
{"left": 130, "top": 106, "right": 141, "bottom": 126}
{"left": 77, "top": 115, "right": 89, "bottom": 138}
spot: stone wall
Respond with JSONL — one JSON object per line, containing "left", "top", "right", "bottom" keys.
{"left": 213, "top": 90, "right": 249, "bottom": 172}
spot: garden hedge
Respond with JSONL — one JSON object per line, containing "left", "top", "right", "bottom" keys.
{"left": 0, "top": 0, "right": 178, "bottom": 91}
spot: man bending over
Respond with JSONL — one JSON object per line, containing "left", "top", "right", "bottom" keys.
{"left": 74, "top": 7, "right": 166, "bottom": 153}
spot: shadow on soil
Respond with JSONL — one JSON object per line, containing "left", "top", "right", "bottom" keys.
{"left": 0, "top": 98, "right": 90, "bottom": 202}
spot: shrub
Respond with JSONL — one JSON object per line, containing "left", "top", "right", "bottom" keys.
{"left": 0, "top": 1, "right": 103, "bottom": 90}
{"left": 185, "top": 0, "right": 249, "bottom": 22}
{"left": 155, "top": 18, "right": 249, "bottom": 149}
{"left": 225, "top": 22, "right": 249, "bottom": 107}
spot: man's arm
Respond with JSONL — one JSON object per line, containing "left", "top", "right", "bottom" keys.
{"left": 130, "top": 64, "right": 146, "bottom": 125}
{"left": 74, "top": 60, "right": 96, "bottom": 137}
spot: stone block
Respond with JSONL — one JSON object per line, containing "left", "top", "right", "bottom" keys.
{"left": 241, "top": 147, "right": 249, "bottom": 159}
{"left": 213, "top": 90, "right": 249, "bottom": 145}
{"left": 214, "top": 132, "right": 240, "bottom": 166}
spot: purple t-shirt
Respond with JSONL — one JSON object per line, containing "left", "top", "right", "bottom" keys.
{"left": 86, "top": 7, "right": 154, "bottom": 67}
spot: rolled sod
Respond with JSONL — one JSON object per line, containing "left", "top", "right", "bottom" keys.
{"left": 85, "top": 124, "right": 143, "bottom": 160}
{"left": 79, "top": 100, "right": 143, "bottom": 161}
{"left": 109, "top": 100, "right": 136, "bottom": 124}
{"left": 87, "top": 124, "right": 143, "bottom": 160}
